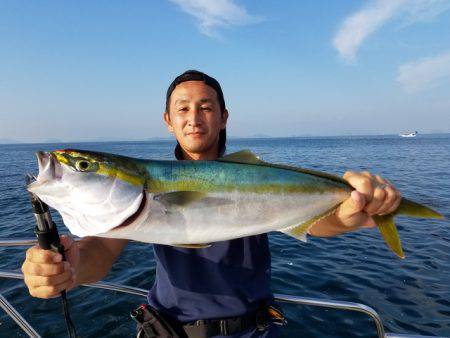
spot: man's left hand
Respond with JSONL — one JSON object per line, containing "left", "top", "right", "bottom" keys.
{"left": 335, "top": 171, "right": 402, "bottom": 232}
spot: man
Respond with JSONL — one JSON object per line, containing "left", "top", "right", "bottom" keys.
{"left": 22, "top": 70, "right": 402, "bottom": 337}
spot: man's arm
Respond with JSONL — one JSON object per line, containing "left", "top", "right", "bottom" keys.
{"left": 308, "top": 171, "right": 402, "bottom": 237}
{"left": 22, "top": 236, "right": 128, "bottom": 299}
{"left": 74, "top": 236, "right": 129, "bottom": 285}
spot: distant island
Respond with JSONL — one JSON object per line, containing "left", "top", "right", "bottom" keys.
{"left": 44, "top": 138, "right": 64, "bottom": 143}
{"left": 0, "top": 138, "right": 22, "bottom": 144}
{"left": 1, "top": 132, "right": 450, "bottom": 145}
{"left": 247, "top": 133, "right": 272, "bottom": 138}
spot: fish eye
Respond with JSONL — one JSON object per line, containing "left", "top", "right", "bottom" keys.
{"left": 75, "top": 160, "right": 91, "bottom": 171}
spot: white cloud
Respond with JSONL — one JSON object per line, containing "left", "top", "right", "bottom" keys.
{"left": 402, "top": 0, "right": 450, "bottom": 26}
{"left": 169, "top": 0, "right": 260, "bottom": 37}
{"left": 397, "top": 50, "right": 450, "bottom": 92}
{"left": 333, "top": 0, "right": 450, "bottom": 61}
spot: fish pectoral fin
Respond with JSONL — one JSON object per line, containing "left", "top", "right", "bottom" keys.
{"left": 218, "top": 150, "right": 265, "bottom": 164}
{"left": 172, "top": 243, "right": 212, "bottom": 249}
{"left": 280, "top": 206, "right": 340, "bottom": 242}
{"left": 373, "top": 215, "right": 405, "bottom": 259}
{"left": 154, "top": 191, "right": 207, "bottom": 207}
{"left": 155, "top": 191, "right": 233, "bottom": 208}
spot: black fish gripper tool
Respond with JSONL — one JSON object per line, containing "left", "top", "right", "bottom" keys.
{"left": 26, "top": 174, "right": 78, "bottom": 338}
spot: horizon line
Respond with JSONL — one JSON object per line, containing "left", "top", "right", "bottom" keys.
{"left": 1, "top": 132, "right": 449, "bottom": 146}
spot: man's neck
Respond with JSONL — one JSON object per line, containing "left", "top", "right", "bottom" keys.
{"left": 181, "top": 145, "right": 219, "bottom": 161}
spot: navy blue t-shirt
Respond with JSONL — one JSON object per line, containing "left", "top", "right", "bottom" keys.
{"left": 147, "top": 234, "right": 273, "bottom": 323}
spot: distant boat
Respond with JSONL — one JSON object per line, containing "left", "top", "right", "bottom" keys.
{"left": 399, "top": 131, "right": 418, "bottom": 138}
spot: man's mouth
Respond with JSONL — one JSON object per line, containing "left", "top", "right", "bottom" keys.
{"left": 187, "top": 131, "right": 206, "bottom": 136}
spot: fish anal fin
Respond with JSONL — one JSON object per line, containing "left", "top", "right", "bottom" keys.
{"left": 172, "top": 243, "right": 212, "bottom": 249}
{"left": 219, "top": 150, "right": 265, "bottom": 164}
{"left": 280, "top": 206, "right": 340, "bottom": 243}
{"left": 281, "top": 223, "right": 309, "bottom": 242}
{"left": 374, "top": 215, "right": 405, "bottom": 259}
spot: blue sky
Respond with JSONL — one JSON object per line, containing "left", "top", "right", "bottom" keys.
{"left": 1, "top": 0, "right": 449, "bottom": 142}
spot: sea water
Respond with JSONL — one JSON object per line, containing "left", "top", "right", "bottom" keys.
{"left": 0, "top": 135, "right": 449, "bottom": 337}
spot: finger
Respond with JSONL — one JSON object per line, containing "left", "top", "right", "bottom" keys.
{"left": 343, "top": 172, "right": 374, "bottom": 202}
{"left": 60, "top": 235, "right": 75, "bottom": 252}
{"left": 342, "top": 171, "right": 355, "bottom": 180}
{"left": 337, "top": 191, "right": 366, "bottom": 220}
{"left": 382, "top": 178, "right": 402, "bottom": 213}
{"left": 385, "top": 189, "right": 402, "bottom": 214}
{"left": 24, "top": 267, "right": 73, "bottom": 288}
{"left": 26, "top": 246, "right": 62, "bottom": 264}
{"left": 364, "top": 187, "right": 386, "bottom": 215}
{"left": 360, "top": 217, "right": 377, "bottom": 228}
{"left": 343, "top": 171, "right": 372, "bottom": 181}
{"left": 384, "top": 178, "right": 395, "bottom": 186}
{"left": 31, "top": 281, "right": 71, "bottom": 299}
{"left": 373, "top": 175, "right": 399, "bottom": 214}
{"left": 336, "top": 216, "right": 376, "bottom": 232}
{"left": 22, "top": 261, "right": 70, "bottom": 277}
{"left": 374, "top": 174, "right": 388, "bottom": 185}
{"left": 375, "top": 185, "right": 398, "bottom": 215}
{"left": 60, "top": 236, "right": 78, "bottom": 267}
{"left": 361, "top": 171, "right": 373, "bottom": 178}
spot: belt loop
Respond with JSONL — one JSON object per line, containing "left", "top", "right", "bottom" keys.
{"left": 219, "top": 319, "right": 228, "bottom": 335}
{"left": 255, "top": 309, "right": 269, "bottom": 332}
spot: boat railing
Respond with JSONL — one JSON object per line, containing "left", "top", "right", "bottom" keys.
{"left": 0, "top": 238, "right": 438, "bottom": 338}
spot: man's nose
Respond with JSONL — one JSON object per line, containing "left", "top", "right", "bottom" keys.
{"left": 188, "top": 108, "right": 203, "bottom": 126}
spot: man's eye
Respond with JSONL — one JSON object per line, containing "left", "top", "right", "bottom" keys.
{"left": 201, "top": 106, "right": 212, "bottom": 111}
{"left": 178, "top": 107, "right": 188, "bottom": 112}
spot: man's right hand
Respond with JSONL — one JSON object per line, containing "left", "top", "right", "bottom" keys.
{"left": 21, "top": 235, "right": 79, "bottom": 299}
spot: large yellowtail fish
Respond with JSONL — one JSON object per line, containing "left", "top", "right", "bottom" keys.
{"left": 27, "top": 149, "right": 444, "bottom": 258}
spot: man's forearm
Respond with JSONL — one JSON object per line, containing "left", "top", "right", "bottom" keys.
{"left": 74, "top": 237, "right": 128, "bottom": 285}
{"left": 307, "top": 212, "right": 348, "bottom": 237}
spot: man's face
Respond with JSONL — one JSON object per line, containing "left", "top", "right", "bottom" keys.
{"left": 164, "top": 81, "right": 228, "bottom": 158}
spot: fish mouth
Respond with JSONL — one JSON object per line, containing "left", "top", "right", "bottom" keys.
{"left": 38, "top": 151, "right": 63, "bottom": 178}
{"left": 27, "top": 151, "right": 63, "bottom": 191}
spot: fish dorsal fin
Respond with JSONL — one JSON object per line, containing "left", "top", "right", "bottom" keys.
{"left": 219, "top": 150, "right": 265, "bottom": 165}
{"left": 219, "top": 150, "right": 347, "bottom": 185}
{"left": 172, "top": 243, "right": 212, "bottom": 249}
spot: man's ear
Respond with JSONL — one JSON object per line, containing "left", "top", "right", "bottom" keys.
{"left": 221, "top": 109, "right": 229, "bottom": 129}
{"left": 163, "top": 111, "right": 174, "bottom": 133}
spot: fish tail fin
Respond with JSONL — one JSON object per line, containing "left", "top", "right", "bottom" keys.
{"left": 395, "top": 198, "right": 444, "bottom": 219}
{"left": 374, "top": 198, "right": 444, "bottom": 259}
{"left": 373, "top": 214, "right": 404, "bottom": 259}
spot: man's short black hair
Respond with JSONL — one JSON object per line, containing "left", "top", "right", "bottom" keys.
{"left": 166, "top": 70, "right": 227, "bottom": 159}
{"left": 165, "top": 69, "right": 226, "bottom": 113}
